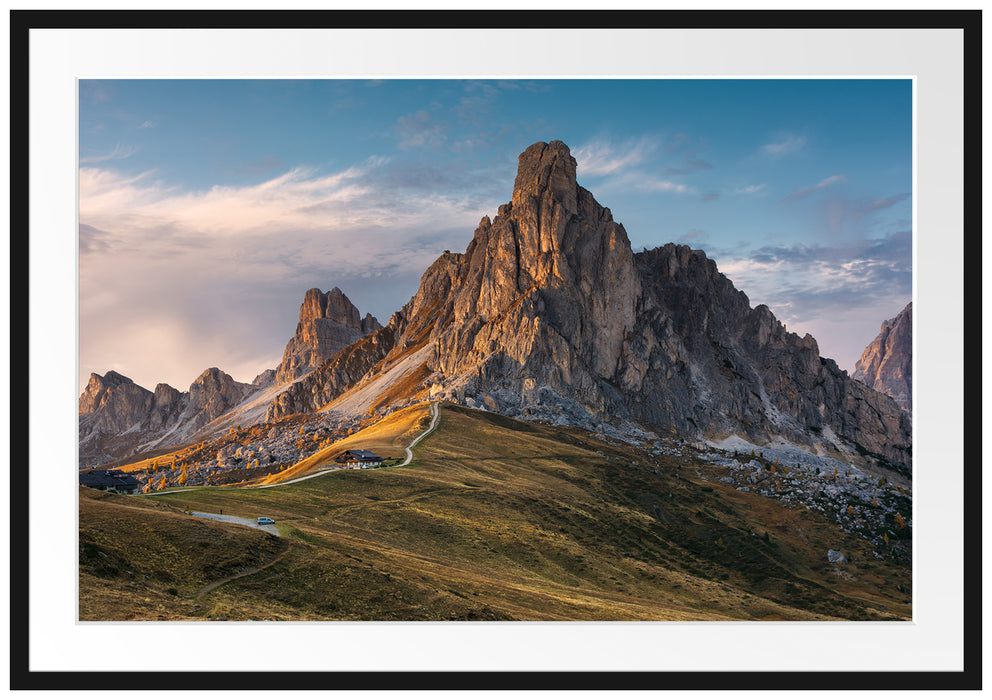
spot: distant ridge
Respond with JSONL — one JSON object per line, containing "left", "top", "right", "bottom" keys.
{"left": 853, "top": 302, "right": 912, "bottom": 412}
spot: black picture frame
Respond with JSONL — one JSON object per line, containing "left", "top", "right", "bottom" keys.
{"left": 9, "top": 8, "right": 982, "bottom": 692}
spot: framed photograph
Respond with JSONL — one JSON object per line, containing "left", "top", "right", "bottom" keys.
{"left": 9, "top": 8, "right": 980, "bottom": 692}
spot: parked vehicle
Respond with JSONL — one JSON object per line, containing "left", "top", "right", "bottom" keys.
{"left": 257, "top": 516, "right": 275, "bottom": 525}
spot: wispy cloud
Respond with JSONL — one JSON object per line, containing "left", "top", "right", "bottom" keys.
{"left": 779, "top": 174, "right": 847, "bottom": 204}
{"left": 395, "top": 110, "right": 448, "bottom": 150}
{"left": 664, "top": 154, "right": 713, "bottom": 177}
{"left": 676, "top": 228, "right": 707, "bottom": 244}
{"left": 715, "top": 231, "right": 911, "bottom": 323}
{"left": 573, "top": 136, "right": 659, "bottom": 177}
{"left": 734, "top": 183, "right": 767, "bottom": 196}
{"left": 78, "top": 160, "right": 494, "bottom": 391}
{"left": 761, "top": 133, "right": 807, "bottom": 158}
{"left": 713, "top": 229, "right": 911, "bottom": 369}
{"left": 635, "top": 177, "right": 693, "bottom": 195}
{"left": 854, "top": 192, "right": 911, "bottom": 217}
{"left": 79, "top": 142, "right": 138, "bottom": 164}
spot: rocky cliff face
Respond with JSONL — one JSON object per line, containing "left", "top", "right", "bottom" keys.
{"left": 266, "top": 140, "right": 911, "bottom": 474}
{"left": 78, "top": 370, "right": 155, "bottom": 435}
{"left": 79, "top": 368, "right": 255, "bottom": 467}
{"left": 853, "top": 302, "right": 912, "bottom": 412}
{"left": 275, "top": 287, "right": 382, "bottom": 383}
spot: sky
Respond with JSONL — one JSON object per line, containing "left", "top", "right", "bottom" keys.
{"left": 79, "top": 78, "right": 912, "bottom": 394}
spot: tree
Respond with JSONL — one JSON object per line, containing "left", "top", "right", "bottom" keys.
{"left": 895, "top": 513, "right": 905, "bottom": 529}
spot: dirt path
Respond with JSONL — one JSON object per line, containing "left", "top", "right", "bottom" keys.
{"left": 194, "top": 540, "right": 292, "bottom": 604}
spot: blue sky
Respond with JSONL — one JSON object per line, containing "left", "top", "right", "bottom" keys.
{"left": 79, "top": 79, "right": 912, "bottom": 393}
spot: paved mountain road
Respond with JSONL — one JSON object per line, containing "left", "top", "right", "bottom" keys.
{"left": 189, "top": 511, "right": 281, "bottom": 536}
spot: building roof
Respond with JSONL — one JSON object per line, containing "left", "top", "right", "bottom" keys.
{"left": 337, "top": 449, "right": 382, "bottom": 461}
{"left": 79, "top": 469, "right": 141, "bottom": 490}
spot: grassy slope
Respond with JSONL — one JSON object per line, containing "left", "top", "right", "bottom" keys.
{"left": 270, "top": 402, "right": 432, "bottom": 483}
{"left": 78, "top": 487, "right": 285, "bottom": 620}
{"left": 87, "top": 403, "right": 912, "bottom": 621}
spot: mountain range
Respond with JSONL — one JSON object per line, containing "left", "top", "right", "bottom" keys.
{"left": 79, "top": 140, "right": 912, "bottom": 478}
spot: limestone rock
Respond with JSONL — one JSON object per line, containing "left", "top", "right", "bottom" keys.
{"left": 275, "top": 287, "right": 382, "bottom": 383}
{"left": 79, "top": 367, "right": 257, "bottom": 467}
{"left": 252, "top": 369, "right": 277, "bottom": 388}
{"left": 827, "top": 549, "right": 848, "bottom": 564}
{"left": 78, "top": 371, "right": 153, "bottom": 434}
{"left": 183, "top": 367, "right": 253, "bottom": 432}
{"left": 853, "top": 302, "right": 912, "bottom": 412}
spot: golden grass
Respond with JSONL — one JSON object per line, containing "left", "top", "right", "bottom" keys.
{"left": 267, "top": 402, "right": 433, "bottom": 483}
{"left": 78, "top": 487, "right": 284, "bottom": 620}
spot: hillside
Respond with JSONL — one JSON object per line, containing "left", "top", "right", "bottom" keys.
{"left": 78, "top": 486, "right": 286, "bottom": 620}
{"left": 84, "top": 403, "right": 911, "bottom": 621}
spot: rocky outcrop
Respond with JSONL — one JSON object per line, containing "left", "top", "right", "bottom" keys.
{"left": 251, "top": 369, "right": 277, "bottom": 388}
{"left": 182, "top": 368, "right": 254, "bottom": 432}
{"left": 79, "top": 368, "right": 256, "bottom": 467}
{"left": 274, "top": 287, "right": 382, "bottom": 383}
{"left": 265, "top": 140, "right": 912, "bottom": 475}
{"left": 853, "top": 303, "right": 912, "bottom": 412}
{"left": 266, "top": 324, "right": 398, "bottom": 420}
{"left": 78, "top": 371, "right": 155, "bottom": 435}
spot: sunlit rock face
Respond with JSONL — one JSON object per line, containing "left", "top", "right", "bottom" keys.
{"left": 274, "top": 286, "right": 382, "bottom": 383}
{"left": 266, "top": 140, "right": 911, "bottom": 474}
{"left": 853, "top": 302, "right": 912, "bottom": 412}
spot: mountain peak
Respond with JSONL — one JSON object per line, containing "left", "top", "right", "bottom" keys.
{"left": 512, "top": 140, "right": 579, "bottom": 213}
{"left": 276, "top": 286, "right": 382, "bottom": 383}
{"left": 853, "top": 302, "right": 912, "bottom": 411}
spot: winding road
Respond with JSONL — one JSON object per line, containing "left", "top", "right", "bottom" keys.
{"left": 257, "top": 401, "right": 441, "bottom": 487}
{"left": 398, "top": 401, "right": 440, "bottom": 467}
{"left": 189, "top": 511, "right": 281, "bottom": 536}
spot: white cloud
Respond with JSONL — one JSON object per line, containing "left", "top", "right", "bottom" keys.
{"left": 79, "top": 142, "right": 138, "bottom": 164}
{"left": 78, "top": 162, "right": 491, "bottom": 392}
{"left": 734, "top": 183, "right": 767, "bottom": 196}
{"left": 761, "top": 133, "right": 807, "bottom": 158}
{"left": 635, "top": 177, "right": 692, "bottom": 195}
{"left": 780, "top": 174, "right": 847, "bottom": 204}
{"left": 573, "top": 136, "right": 659, "bottom": 177}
